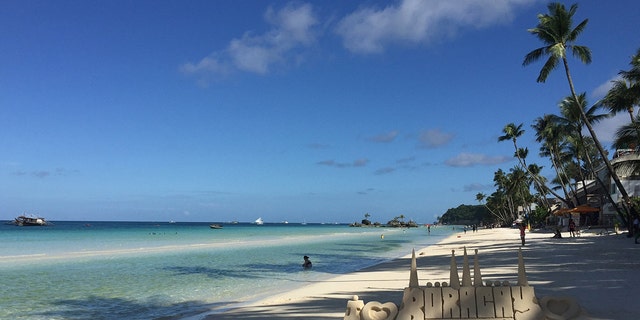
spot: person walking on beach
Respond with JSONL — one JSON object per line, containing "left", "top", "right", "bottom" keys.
{"left": 302, "top": 255, "right": 312, "bottom": 269}
{"left": 634, "top": 217, "right": 640, "bottom": 244}
{"left": 519, "top": 224, "right": 526, "bottom": 246}
{"left": 568, "top": 218, "right": 576, "bottom": 237}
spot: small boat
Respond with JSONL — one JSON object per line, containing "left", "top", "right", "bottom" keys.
{"left": 209, "top": 224, "right": 223, "bottom": 229}
{"left": 254, "top": 217, "right": 264, "bottom": 225}
{"left": 14, "top": 215, "right": 48, "bottom": 226}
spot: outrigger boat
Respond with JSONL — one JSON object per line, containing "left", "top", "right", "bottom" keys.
{"left": 14, "top": 215, "right": 48, "bottom": 226}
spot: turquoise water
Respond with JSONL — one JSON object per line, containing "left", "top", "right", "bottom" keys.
{"left": 0, "top": 221, "right": 454, "bottom": 319}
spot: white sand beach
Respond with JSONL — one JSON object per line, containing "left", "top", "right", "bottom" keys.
{"left": 193, "top": 227, "right": 640, "bottom": 320}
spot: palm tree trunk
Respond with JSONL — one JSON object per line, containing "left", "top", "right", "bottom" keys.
{"left": 563, "top": 57, "right": 633, "bottom": 223}
{"left": 576, "top": 132, "right": 591, "bottom": 204}
{"left": 548, "top": 147, "right": 574, "bottom": 206}
{"left": 578, "top": 137, "right": 628, "bottom": 224}
{"left": 513, "top": 141, "right": 570, "bottom": 207}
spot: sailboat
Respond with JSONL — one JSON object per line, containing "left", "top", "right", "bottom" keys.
{"left": 254, "top": 217, "right": 264, "bottom": 225}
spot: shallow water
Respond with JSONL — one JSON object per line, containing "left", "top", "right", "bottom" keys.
{"left": 0, "top": 221, "right": 454, "bottom": 319}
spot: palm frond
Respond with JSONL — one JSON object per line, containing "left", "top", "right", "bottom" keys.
{"left": 612, "top": 161, "right": 640, "bottom": 177}
{"left": 570, "top": 45, "right": 592, "bottom": 64}
{"left": 523, "top": 47, "right": 545, "bottom": 66}
{"left": 569, "top": 19, "right": 589, "bottom": 42}
{"left": 602, "top": 79, "right": 636, "bottom": 114}
{"left": 620, "top": 48, "right": 640, "bottom": 82}
{"left": 537, "top": 56, "right": 559, "bottom": 83}
{"left": 567, "top": 3, "right": 579, "bottom": 16}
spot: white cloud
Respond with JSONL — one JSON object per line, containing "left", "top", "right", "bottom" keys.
{"left": 368, "top": 130, "right": 399, "bottom": 143}
{"left": 335, "top": 0, "right": 534, "bottom": 54}
{"left": 181, "top": 3, "right": 318, "bottom": 77}
{"left": 591, "top": 75, "right": 620, "bottom": 99}
{"left": 353, "top": 158, "right": 369, "bottom": 167}
{"left": 180, "top": 55, "right": 230, "bottom": 75}
{"left": 592, "top": 113, "right": 629, "bottom": 144}
{"left": 418, "top": 128, "right": 453, "bottom": 148}
{"left": 317, "top": 158, "right": 369, "bottom": 168}
{"left": 463, "top": 183, "right": 493, "bottom": 192}
{"left": 445, "top": 152, "right": 511, "bottom": 167}
{"left": 374, "top": 167, "right": 395, "bottom": 175}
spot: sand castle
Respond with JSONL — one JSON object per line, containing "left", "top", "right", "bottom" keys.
{"left": 343, "top": 248, "right": 587, "bottom": 320}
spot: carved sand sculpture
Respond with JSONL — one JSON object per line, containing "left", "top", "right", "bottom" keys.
{"left": 343, "top": 248, "right": 588, "bottom": 320}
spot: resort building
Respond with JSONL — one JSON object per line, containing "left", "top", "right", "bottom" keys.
{"left": 564, "top": 148, "right": 640, "bottom": 227}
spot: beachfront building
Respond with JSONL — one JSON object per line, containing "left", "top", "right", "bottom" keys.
{"left": 566, "top": 148, "right": 640, "bottom": 227}
{"left": 569, "top": 179, "right": 606, "bottom": 226}
{"left": 550, "top": 148, "right": 640, "bottom": 228}
{"left": 603, "top": 149, "right": 640, "bottom": 220}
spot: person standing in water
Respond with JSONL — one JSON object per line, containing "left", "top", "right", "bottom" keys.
{"left": 302, "top": 255, "right": 312, "bottom": 269}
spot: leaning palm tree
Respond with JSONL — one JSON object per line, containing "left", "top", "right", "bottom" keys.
{"left": 602, "top": 48, "right": 640, "bottom": 123}
{"left": 523, "top": 2, "right": 632, "bottom": 217}
{"left": 557, "top": 93, "right": 610, "bottom": 203}
{"left": 531, "top": 115, "right": 574, "bottom": 206}
{"left": 527, "top": 163, "right": 552, "bottom": 211}
{"left": 603, "top": 79, "right": 638, "bottom": 123}
{"left": 499, "top": 123, "right": 555, "bottom": 204}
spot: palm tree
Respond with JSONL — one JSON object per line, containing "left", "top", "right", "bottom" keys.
{"left": 613, "top": 114, "right": 640, "bottom": 151}
{"left": 506, "top": 166, "right": 531, "bottom": 218}
{"left": 523, "top": 2, "right": 632, "bottom": 217}
{"left": 527, "top": 163, "right": 549, "bottom": 202}
{"left": 532, "top": 114, "right": 573, "bottom": 204}
{"left": 490, "top": 168, "right": 521, "bottom": 223}
{"left": 557, "top": 93, "right": 610, "bottom": 203}
{"left": 603, "top": 79, "right": 638, "bottom": 123}
{"left": 476, "top": 192, "right": 503, "bottom": 221}
{"left": 602, "top": 48, "right": 640, "bottom": 123}
{"left": 498, "top": 123, "right": 551, "bottom": 203}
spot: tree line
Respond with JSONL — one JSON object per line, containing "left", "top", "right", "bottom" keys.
{"left": 453, "top": 3, "right": 639, "bottom": 229}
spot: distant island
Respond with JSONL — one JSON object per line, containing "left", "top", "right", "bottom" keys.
{"left": 349, "top": 213, "right": 418, "bottom": 228}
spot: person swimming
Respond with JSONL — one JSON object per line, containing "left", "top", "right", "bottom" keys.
{"left": 302, "top": 255, "right": 312, "bottom": 269}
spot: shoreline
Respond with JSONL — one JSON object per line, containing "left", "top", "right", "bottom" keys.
{"left": 187, "top": 226, "right": 640, "bottom": 320}
{"left": 185, "top": 230, "right": 470, "bottom": 319}
{"left": 177, "top": 228, "right": 458, "bottom": 320}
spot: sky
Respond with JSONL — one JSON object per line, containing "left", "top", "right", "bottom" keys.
{"left": 1, "top": 0, "right": 639, "bottom": 223}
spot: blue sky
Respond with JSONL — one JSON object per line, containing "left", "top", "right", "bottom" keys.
{"left": 1, "top": 0, "right": 639, "bottom": 223}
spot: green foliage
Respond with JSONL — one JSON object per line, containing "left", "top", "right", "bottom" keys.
{"left": 629, "top": 197, "right": 640, "bottom": 214}
{"left": 438, "top": 204, "right": 491, "bottom": 225}
{"left": 529, "top": 206, "right": 550, "bottom": 226}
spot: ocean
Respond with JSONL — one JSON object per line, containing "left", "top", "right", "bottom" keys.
{"left": 0, "top": 221, "right": 455, "bottom": 319}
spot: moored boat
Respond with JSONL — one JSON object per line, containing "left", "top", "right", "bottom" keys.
{"left": 254, "top": 217, "right": 264, "bottom": 225}
{"left": 209, "top": 224, "right": 223, "bottom": 229}
{"left": 14, "top": 215, "right": 48, "bottom": 226}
